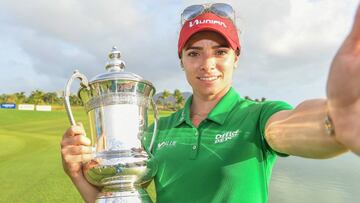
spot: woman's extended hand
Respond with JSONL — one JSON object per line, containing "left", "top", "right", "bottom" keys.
{"left": 327, "top": 4, "right": 360, "bottom": 156}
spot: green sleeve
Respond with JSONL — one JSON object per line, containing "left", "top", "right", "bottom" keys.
{"left": 259, "top": 100, "right": 293, "bottom": 157}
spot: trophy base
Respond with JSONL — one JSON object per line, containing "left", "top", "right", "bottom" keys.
{"left": 96, "top": 188, "right": 153, "bottom": 203}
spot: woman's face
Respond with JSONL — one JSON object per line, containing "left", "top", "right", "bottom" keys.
{"left": 181, "top": 31, "right": 239, "bottom": 98}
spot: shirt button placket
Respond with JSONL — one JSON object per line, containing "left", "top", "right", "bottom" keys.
{"left": 190, "top": 128, "right": 199, "bottom": 159}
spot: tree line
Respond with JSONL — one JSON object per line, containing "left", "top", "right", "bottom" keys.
{"left": 0, "top": 89, "right": 186, "bottom": 110}
{"left": 0, "top": 90, "right": 81, "bottom": 106}
{"left": 0, "top": 89, "right": 265, "bottom": 110}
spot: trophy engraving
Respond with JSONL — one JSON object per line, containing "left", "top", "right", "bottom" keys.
{"left": 64, "top": 47, "right": 158, "bottom": 203}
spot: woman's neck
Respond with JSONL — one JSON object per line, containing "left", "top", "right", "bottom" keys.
{"left": 190, "top": 87, "right": 230, "bottom": 127}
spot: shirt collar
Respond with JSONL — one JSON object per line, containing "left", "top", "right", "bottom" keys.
{"left": 173, "top": 87, "right": 241, "bottom": 127}
{"left": 207, "top": 87, "right": 240, "bottom": 125}
{"left": 173, "top": 95, "right": 193, "bottom": 127}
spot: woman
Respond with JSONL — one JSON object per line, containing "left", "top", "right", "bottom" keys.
{"left": 61, "top": 3, "right": 360, "bottom": 203}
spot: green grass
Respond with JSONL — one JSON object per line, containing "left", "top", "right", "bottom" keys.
{"left": 0, "top": 108, "right": 173, "bottom": 203}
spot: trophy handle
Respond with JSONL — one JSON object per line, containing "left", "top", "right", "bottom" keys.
{"left": 149, "top": 98, "right": 159, "bottom": 153}
{"left": 64, "top": 70, "right": 90, "bottom": 126}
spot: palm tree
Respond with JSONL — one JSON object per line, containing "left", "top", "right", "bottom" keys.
{"left": 5, "top": 94, "right": 16, "bottom": 103}
{"left": 156, "top": 95, "right": 164, "bottom": 106}
{"left": 70, "top": 94, "right": 82, "bottom": 106}
{"left": 14, "top": 92, "right": 26, "bottom": 104}
{"left": 161, "top": 90, "right": 171, "bottom": 110}
{"left": 0, "top": 94, "right": 6, "bottom": 103}
{"left": 173, "top": 89, "right": 185, "bottom": 110}
{"left": 43, "top": 92, "right": 59, "bottom": 104}
{"left": 27, "top": 90, "right": 45, "bottom": 105}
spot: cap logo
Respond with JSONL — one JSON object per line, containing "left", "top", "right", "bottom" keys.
{"left": 189, "top": 19, "right": 227, "bottom": 28}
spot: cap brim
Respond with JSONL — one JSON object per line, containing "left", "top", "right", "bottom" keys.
{"left": 178, "top": 26, "right": 238, "bottom": 57}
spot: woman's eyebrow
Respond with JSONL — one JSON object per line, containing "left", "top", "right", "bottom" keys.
{"left": 185, "top": 46, "right": 202, "bottom": 51}
{"left": 212, "top": 45, "right": 230, "bottom": 49}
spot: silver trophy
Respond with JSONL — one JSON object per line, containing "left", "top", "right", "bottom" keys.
{"left": 64, "top": 47, "right": 158, "bottom": 203}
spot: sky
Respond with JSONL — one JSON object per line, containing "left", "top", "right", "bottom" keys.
{"left": 0, "top": 0, "right": 359, "bottom": 106}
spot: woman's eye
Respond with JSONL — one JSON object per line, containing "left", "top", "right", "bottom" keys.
{"left": 187, "top": 51, "right": 199, "bottom": 57}
{"left": 215, "top": 50, "right": 228, "bottom": 56}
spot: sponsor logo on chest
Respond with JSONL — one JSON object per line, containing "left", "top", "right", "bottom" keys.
{"left": 214, "top": 129, "right": 240, "bottom": 144}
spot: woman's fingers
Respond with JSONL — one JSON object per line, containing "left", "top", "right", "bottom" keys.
{"left": 61, "top": 134, "right": 91, "bottom": 147}
{"left": 61, "top": 145, "right": 93, "bottom": 155}
{"left": 63, "top": 125, "right": 86, "bottom": 138}
{"left": 63, "top": 153, "right": 94, "bottom": 163}
{"left": 61, "top": 123, "right": 94, "bottom": 178}
{"left": 62, "top": 146, "right": 94, "bottom": 168}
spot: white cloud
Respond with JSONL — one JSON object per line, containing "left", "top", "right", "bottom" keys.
{"left": 0, "top": 0, "right": 358, "bottom": 105}
{"left": 264, "top": 1, "right": 355, "bottom": 56}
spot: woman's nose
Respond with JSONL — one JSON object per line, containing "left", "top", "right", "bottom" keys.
{"left": 201, "top": 56, "right": 216, "bottom": 71}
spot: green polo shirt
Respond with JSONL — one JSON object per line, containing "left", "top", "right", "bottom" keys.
{"left": 144, "top": 87, "right": 292, "bottom": 203}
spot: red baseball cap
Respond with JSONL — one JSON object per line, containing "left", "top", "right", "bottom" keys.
{"left": 178, "top": 12, "right": 240, "bottom": 58}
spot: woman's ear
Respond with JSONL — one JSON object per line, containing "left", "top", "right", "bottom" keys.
{"left": 180, "top": 60, "right": 184, "bottom": 70}
{"left": 234, "top": 49, "right": 240, "bottom": 69}
{"left": 235, "top": 48, "right": 241, "bottom": 57}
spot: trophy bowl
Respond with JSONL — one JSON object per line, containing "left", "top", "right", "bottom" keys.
{"left": 64, "top": 47, "right": 158, "bottom": 203}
